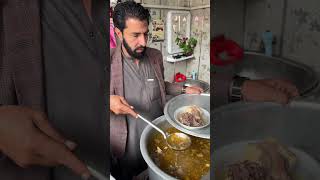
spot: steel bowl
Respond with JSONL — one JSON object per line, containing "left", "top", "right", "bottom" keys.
{"left": 164, "top": 94, "right": 210, "bottom": 139}
{"left": 173, "top": 106, "right": 210, "bottom": 130}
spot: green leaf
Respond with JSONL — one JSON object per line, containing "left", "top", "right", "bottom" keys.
{"left": 175, "top": 36, "right": 198, "bottom": 55}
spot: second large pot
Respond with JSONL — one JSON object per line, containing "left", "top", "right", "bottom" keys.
{"left": 140, "top": 115, "right": 210, "bottom": 180}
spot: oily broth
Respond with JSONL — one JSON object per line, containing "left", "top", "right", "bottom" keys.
{"left": 148, "top": 127, "right": 210, "bottom": 180}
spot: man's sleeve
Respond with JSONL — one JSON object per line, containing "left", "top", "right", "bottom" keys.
{"left": 157, "top": 51, "right": 184, "bottom": 96}
{"left": 212, "top": 65, "right": 235, "bottom": 108}
{"left": 165, "top": 81, "right": 183, "bottom": 96}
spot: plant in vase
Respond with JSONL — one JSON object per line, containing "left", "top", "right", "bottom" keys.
{"left": 175, "top": 36, "right": 197, "bottom": 57}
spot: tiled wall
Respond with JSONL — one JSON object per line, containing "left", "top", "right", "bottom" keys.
{"left": 191, "top": 0, "right": 209, "bottom": 7}
{"left": 147, "top": 8, "right": 179, "bottom": 82}
{"left": 282, "top": 0, "right": 320, "bottom": 71}
{"left": 142, "top": 0, "right": 190, "bottom": 7}
{"left": 216, "top": 0, "right": 320, "bottom": 71}
{"left": 141, "top": 0, "right": 210, "bottom": 84}
{"left": 211, "top": 0, "right": 245, "bottom": 45}
{"left": 244, "top": 0, "right": 320, "bottom": 71}
{"left": 187, "top": 8, "right": 210, "bottom": 83}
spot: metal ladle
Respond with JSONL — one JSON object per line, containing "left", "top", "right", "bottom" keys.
{"left": 137, "top": 114, "right": 191, "bottom": 151}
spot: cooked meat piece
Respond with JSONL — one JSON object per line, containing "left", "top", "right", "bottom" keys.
{"left": 226, "top": 160, "right": 267, "bottom": 180}
{"left": 251, "top": 139, "right": 294, "bottom": 180}
{"left": 178, "top": 105, "right": 204, "bottom": 127}
{"left": 185, "top": 105, "right": 202, "bottom": 120}
{"left": 224, "top": 139, "right": 295, "bottom": 180}
{"left": 178, "top": 112, "right": 204, "bottom": 127}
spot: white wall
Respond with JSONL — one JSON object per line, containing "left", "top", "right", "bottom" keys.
{"left": 282, "top": 0, "right": 320, "bottom": 71}
{"left": 142, "top": 0, "right": 210, "bottom": 84}
{"left": 211, "top": 0, "right": 245, "bottom": 46}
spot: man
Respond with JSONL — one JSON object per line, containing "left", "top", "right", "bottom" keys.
{"left": 109, "top": 2, "right": 203, "bottom": 179}
{"left": 0, "top": 0, "right": 108, "bottom": 179}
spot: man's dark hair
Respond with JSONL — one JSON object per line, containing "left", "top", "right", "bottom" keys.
{"left": 113, "top": 1, "right": 150, "bottom": 32}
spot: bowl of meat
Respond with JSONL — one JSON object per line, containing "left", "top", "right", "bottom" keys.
{"left": 164, "top": 94, "right": 210, "bottom": 139}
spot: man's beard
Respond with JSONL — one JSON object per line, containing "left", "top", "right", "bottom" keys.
{"left": 122, "top": 38, "right": 146, "bottom": 60}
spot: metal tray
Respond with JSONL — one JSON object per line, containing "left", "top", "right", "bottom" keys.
{"left": 164, "top": 94, "right": 210, "bottom": 139}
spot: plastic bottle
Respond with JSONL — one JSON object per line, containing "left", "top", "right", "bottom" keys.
{"left": 191, "top": 70, "right": 197, "bottom": 80}
{"left": 262, "top": 30, "right": 273, "bottom": 56}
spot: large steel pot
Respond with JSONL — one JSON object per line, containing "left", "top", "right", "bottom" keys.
{"left": 140, "top": 115, "right": 210, "bottom": 180}
{"left": 234, "top": 52, "right": 319, "bottom": 96}
{"left": 212, "top": 100, "right": 320, "bottom": 179}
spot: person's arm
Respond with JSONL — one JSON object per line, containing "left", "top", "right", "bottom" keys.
{"left": 109, "top": 95, "right": 137, "bottom": 118}
{"left": 0, "top": 106, "right": 91, "bottom": 179}
{"left": 165, "top": 81, "right": 184, "bottom": 96}
{"left": 230, "top": 77, "right": 299, "bottom": 105}
{"left": 240, "top": 79, "right": 299, "bottom": 104}
{"left": 229, "top": 77, "right": 294, "bottom": 105}
{"left": 213, "top": 63, "right": 299, "bottom": 106}
{"left": 159, "top": 57, "right": 203, "bottom": 95}
{"left": 156, "top": 52, "right": 184, "bottom": 96}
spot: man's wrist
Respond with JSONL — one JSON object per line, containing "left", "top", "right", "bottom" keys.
{"left": 229, "top": 76, "right": 250, "bottom": 102}
{"left": 181, "top": 85, "right": 187, "bottom": 94}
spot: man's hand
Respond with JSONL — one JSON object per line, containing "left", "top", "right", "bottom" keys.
{"left": 0, "top": 106, "right": 91, "bottom": 179}
{"left": 110, "top": 95, "right": 137, "bottom": 118}
{"left": 260, "top": 79, "right": 299, "bottom": 98}
{"left": 241, "top": 79, "right": 299, "bottom": 105}
{"left": 185, "top": 86, "right": 204, "bottom": 94}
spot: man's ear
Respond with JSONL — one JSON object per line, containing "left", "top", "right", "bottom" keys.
{"left": 114, "top": 28, "right": 123, "bottom": 41}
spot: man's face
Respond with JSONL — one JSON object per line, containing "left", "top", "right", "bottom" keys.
{"left": 116, "top": 18, "right": 149, "bottom": 59}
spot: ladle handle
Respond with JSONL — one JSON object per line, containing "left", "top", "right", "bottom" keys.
{"left": 137, "top": 114, "right": 167, "bottom": 139}
{"left": 87, "top": 165, "right": 108, "bottom": 180}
